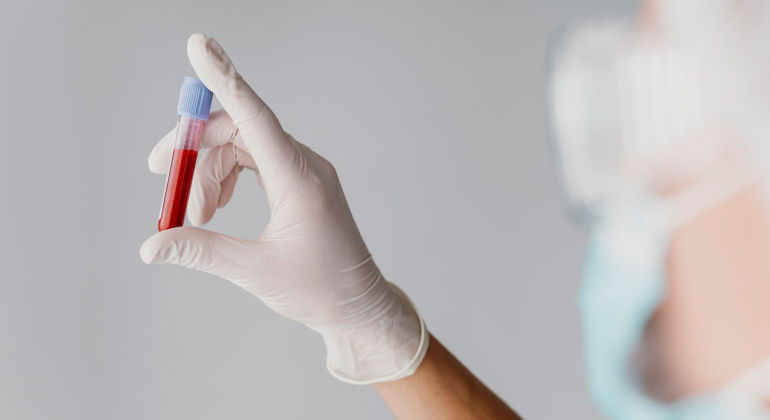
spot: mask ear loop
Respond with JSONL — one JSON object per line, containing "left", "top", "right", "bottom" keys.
{"left": 600, "top": 152, "right": 759, "bottom": 241}
{"left": 662, "top": 153, "right": 758, "bottom": 229}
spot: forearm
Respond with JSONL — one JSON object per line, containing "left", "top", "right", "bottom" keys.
{"left": 375, "top": 334, "right": 522, "bottom": 420}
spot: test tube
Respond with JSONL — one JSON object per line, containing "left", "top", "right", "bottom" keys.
{"left": 158, "top": 77, "right": 213, "bottom": 231}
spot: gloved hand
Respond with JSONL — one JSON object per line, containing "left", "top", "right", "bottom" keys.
{"left": 141, "top": 34, "right": 427, "bottom": 384}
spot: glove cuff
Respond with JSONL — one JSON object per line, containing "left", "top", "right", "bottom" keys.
{"left": 322, "top": 282, "right": 429, "bottom": 385}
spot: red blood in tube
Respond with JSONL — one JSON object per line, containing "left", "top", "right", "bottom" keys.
{"left": 158, "top": 149, "right": 199, "bottom": 231}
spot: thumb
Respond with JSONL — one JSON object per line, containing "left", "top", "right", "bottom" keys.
{"left": 140, "top": 227, "right": 252, "bottom": 278}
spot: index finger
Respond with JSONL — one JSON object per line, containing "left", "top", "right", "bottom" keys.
{"left": 148, "top": 109, "right": 248, "bottom": 174}
{"left": 186, "top": 34, "right": 301, "bottom": 187}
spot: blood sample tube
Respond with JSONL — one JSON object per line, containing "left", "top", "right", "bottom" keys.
{"left": 158, "top": 77, "right": 213, "bottom": 231}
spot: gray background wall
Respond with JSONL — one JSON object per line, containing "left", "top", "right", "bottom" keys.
{"left": 0, "top": 1, "right": 638, "bottom": 419}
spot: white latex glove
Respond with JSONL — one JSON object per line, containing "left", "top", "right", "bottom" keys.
{"left": 141, "top": 34, "right": 427, "bottom": 384}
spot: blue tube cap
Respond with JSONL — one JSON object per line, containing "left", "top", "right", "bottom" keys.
{"left": 177, "top": 77, "right": 213, "bottom": 121}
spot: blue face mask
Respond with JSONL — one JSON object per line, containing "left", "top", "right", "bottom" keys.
{"left": 580, "top": 197, "right": 770, "bottom": 420}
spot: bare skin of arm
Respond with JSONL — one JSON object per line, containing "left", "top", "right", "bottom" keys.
{"left": 375, "top": 334, "right": 522, "bottom": 420}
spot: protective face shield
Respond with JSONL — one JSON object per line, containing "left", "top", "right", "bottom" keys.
{"left": 547, "top": 5, "right": 770, "bottom": 420}
{"left": 659, "top": 0, "right": 770, "bottom": 182}
{"left": 547, "top": 14, "right": 754, "bottom": 227}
